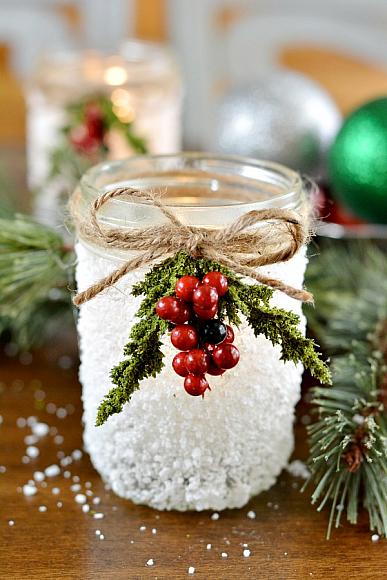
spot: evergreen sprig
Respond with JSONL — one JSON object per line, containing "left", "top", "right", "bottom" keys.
{"left": 304, "top": 241, "right": 387, "bottom": 538}
{"left": 96, "top": 251, "right": 330, "bottom": 425}
{"left": 0, "top": 213, "right": 75, "bottom": 348}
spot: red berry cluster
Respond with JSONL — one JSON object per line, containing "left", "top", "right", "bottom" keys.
{"left": 69, "top": 103, "right": 106, "bottom": 155}
{"left": 155, "top": 272, "right": 240, "bottom": 397}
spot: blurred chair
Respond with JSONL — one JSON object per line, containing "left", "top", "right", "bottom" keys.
{"left": 168, "top": 0, "right": 387, "bottom": 147}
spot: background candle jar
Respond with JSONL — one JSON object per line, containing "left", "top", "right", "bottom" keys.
{"left": 26, "top": 41, "right": 182, "bottom": 226}
{"left": 74, "top": 153, "right": 311, "bottom": 512}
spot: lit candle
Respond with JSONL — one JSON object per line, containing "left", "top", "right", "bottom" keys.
{"left": 26, "top": 41, "right": 183, "bottom": 226}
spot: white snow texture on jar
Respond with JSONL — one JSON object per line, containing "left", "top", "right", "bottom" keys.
{"left": 26, "top": 41, "right": 182, "bottom": 226}
{"left": 74, "top": 154, "right": 310, "bottom": 512}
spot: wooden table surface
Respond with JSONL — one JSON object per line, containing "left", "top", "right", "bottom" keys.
{"left": 0, "top": 340, "right": 384, "bottom": 580}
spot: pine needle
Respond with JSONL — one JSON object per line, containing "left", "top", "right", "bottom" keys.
{"left": 0, "top": 213, "right": 75, "bottom": 348}
{"left": 304, "top": 241, "right": 387, "bottom": 538}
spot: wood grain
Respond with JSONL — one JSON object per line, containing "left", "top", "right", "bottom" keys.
{"left": 0, "top": 342, "right": 384, "bottom": 580}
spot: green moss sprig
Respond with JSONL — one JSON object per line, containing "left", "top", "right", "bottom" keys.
{"left": 96, "top": 251, "right": 330, "bottom": 426}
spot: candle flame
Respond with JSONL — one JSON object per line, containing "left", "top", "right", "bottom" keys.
{"left": 104, "top": 66, "right": 128, "bottom": 86}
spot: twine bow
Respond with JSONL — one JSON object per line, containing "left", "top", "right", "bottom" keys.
{"left": 72, "top": 187, "right": 313, "bottom": 306}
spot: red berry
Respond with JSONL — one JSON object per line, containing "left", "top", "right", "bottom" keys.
{"left": 184, "top": 374, "right": 209, "bottom": 396}
{"left": 192, "top": 285, "right": 218, "bottom": 309}
{"left": 193, "top": 304, "right": 218, "bottom": 320}
{"left": 84, "top": 103, "right": 105, "bottom": 140}
{"left": 70, "top": 125, "right": 100, "bottom": 154}
{"left": 175, "top": 276, "right": 200, "bottom": 302}
{"left": 202, "top": 271, "right": 228, "bottom": 297}
{"left": 207, "top": 361, "right": 225, "bottom": 376}
{"left": 185, "top": 349, "right": 210, "bottom": 375}
{"left": 174, "top": 303, "right": 191, "bottom": 324}
{"left": 225, "top": 325, "right": 235, "bottom": 343}
{"left": 172, "top": 352, "right": 189, "bottom": 377}
{"left": 213, "top": 344, "right": 240, "bottom": 369}
{"left": 171, "top": 325, "right": 198, "bottom": 351}
{"left": 156, "top": 296, "right": 190, "bottom": 324}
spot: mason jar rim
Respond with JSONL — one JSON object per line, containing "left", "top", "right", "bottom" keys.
{"left": 79, "top": 152, "right": 304, "bottom": 212}
{"left": 32, "top": 41, "right": 178, "bottom": 88}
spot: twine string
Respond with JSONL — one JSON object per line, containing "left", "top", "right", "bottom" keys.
{"left": 71, "top": 187, "right": 313, "bottom": 307}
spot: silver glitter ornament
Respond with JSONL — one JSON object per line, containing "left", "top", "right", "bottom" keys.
{"left": 211, "top": 70, "right": 341, "bottom": 176}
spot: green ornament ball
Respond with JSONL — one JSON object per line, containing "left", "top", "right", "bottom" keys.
{"left": 328, "top": 97, "right": 387, "bottom": 223}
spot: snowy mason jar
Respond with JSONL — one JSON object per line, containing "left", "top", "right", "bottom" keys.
{"left": 74, "top": 154, "right": 310, "bottom": 511}
{"left": 26, "top": 41, "right": 182, "bottom": 225}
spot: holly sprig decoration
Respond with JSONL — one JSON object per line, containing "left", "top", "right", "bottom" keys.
{"left": 48, "top": 94, "right": 147, "bottom": 185}
{"left": 96, "top": 251, "right": 330, "bottom": 426}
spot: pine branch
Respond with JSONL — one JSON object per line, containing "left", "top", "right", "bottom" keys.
{"left": 96, "top": 251, "right": 330, "bottom": 425}
{"left": 0, "top": 213, "right": 75, "bottom": 349}
{"left": 304, "top": 241, "right": 387, "bottom": 538}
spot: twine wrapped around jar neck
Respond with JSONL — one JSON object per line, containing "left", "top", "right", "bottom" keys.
{"left": 70, "top": 187, "right": 314, "bottom": 306}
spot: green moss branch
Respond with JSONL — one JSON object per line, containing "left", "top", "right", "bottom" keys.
{"left": 96, "top": 251, "right": 330, "bottom": 425}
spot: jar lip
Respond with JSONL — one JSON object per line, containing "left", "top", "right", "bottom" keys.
{"left": 80, "top": 152, "right": 304, "bottom": 211}
{"left": 32, "top": 41, "right": 178, "bottom": 87}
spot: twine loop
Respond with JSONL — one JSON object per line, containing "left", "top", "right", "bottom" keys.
{"left": 71, "top": 187, "right": 313, "bottom": 306}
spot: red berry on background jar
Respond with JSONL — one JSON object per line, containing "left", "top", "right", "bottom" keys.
{"left": 192, "top": 285, "right": 218, "bottom": 309}
{"left": 70, "top": 125, "right": 99, "bottom": 155}
{"left": 171, "top": 325, "right": 198, "bottom": 350}
{"left": 185, "top": 349, "right": 210, "bottom": 375}
{"left": 84, "top": 103, "right": 105, "bottom": 141}
{"left": 175, "top": 275, "right": 200, "bottom": 302}
{"left": 156, "top": 296, "right": 189, "bottom": 324}
{"left": 225, "top": 325, "right": 235, "bottom": 343}
{"left": 184, "top": 374, "right": 209, "bottom": 396}
{"left": 193, "top": 304, "right": 218, "bottom": 320}
{"left": 202, "top": 271, "right": 228, "bottom": 297}
{"left": 213, "top": 343, "right": 240, "bottom": 369}
{"left": 172, "top": 352, "right": 189, "bottom": 377}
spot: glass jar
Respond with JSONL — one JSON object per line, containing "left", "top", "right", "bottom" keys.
{"left": 74, "top": 153, "right": 309, "bottom": 511}
{"left": 26, "top": 40, "right": 182, "bottom": 225}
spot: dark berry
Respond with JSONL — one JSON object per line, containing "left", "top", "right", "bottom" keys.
{"left": 193, "top": 304, "right": 218, "bottom": 320}
{"left": 185, "top": 349, "right": 210, "bottom": 375}
{"left": 199, "top": 320, "right": 227, "bottom": 345}
{"left": 213, "top": 343, "right": 240, "bottom": 369}
{"left": 172, "top": 352, "right": 189, "bottom": 377}
{"left": 156, "top": 296, "right": 190, "bottom": 324}
{"left": 225, "top": 325, "right": 234, "bottom": 343}
{"left": 192, "top": 285, "right": 218, "bottom": 309}
{"left": 202, "top": 271, "right": 228, "bottom": 296}
{"left": 175, "top": 276, "right": 200, "bottom": 302}
{"left": 184, "top": 374, "right": 209, "bottom": 396}
{"left": 171, "top": 325, "right": 198, "bottom": 351}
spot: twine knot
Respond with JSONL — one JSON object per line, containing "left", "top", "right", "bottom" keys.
{"left": 71, "top": 187, "right": 313, "bottom": 307}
